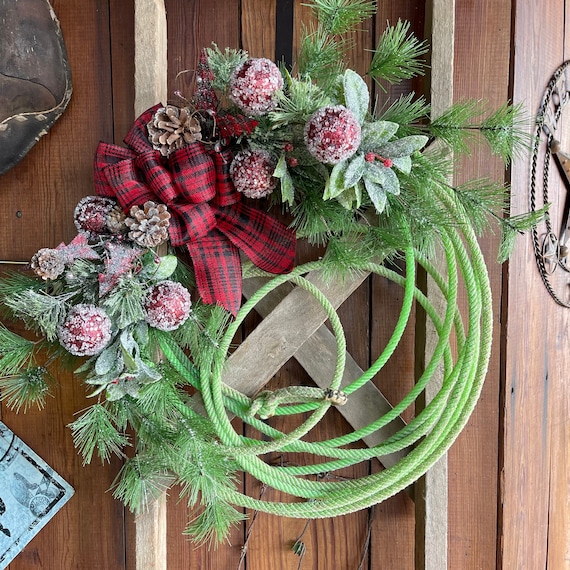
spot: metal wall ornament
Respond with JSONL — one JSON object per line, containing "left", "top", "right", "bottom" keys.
{"left": 0, "top": 0, "right": 72, "bottom": 176}
{"left": 531, "top": 59, "right": 570, "bottom": 307}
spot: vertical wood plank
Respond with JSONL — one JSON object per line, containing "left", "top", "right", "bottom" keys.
{"left": 414, "top": 1, "right": 454, "bottom": 568}
{"left": 2, "top": 1, "right": 128, "bottom": 568}
{"left": 159, "top": 3, "right": 244, "bottom": 568}
{"left": 132, "top": 2, "right": 168, "bottom": 569}
{"left": 369, "top": 3, "right": 425, "bottom": 570}
{"left": 449, "top": 1, "right": 512, "bottom": 568}
{"left": 504, "top": 0, "right": 566, "bottom": 569}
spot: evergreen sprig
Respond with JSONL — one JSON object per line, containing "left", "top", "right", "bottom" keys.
{"left": 3, "top": 289, "right": 75, "bottom": 341}
{"left": 369, "top": 20, "right": 428, "bottom": 86}
{"left": 69, "top": 404, "right": 131, "bottom": 464}
{"left": 296, "top": 24, "right": 346, "bottom": 89}
{"left": 0, "top": 367, "right": 53, "bottom": 412}
{"left": 204, "top": 44, "right": 248, "bottom": 95}
{"left": 308, "top": 0, "right": 377, "bottom": 35}
{"left": 376, "top": 93, "right": 430, "bottom": 135}
{"left": 0, "top": 324, "right": 37, "bottom": 375}
{"left": 479, "top": 101, "right": 530, "bottom": 165}
{"left": 498, "top": 205, "right": 550, "bottom": 263}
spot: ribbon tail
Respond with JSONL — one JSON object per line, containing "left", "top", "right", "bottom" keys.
{"left": 186, "top": 231, "right": 243, "bottom": 316}
{"left": 216, "top": 202, "right": 296, "bottom": 274}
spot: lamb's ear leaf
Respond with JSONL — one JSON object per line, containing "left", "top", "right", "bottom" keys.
{"left": 343, "top": 69, "right": 370, "bottom": 125}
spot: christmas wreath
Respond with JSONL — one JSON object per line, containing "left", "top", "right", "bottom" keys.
{"left": 0, "top": 1, "right": 540, "bottom": 545}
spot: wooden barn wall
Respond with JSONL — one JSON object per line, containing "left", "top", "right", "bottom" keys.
{"left": 1, "top": 1, "right": 567, "bottom": 569}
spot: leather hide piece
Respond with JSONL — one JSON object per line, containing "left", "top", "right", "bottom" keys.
{"left": 0, "top": 0, "right": 72, "bottom": 175}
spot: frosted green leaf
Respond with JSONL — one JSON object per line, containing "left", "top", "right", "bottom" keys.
{"left": 344, "top": 153, "right": 366, "bottom": 187}
{"left": 336, "top": 184, "right": 363, "bottom": 210}
{"left": 382, "top": 167, "right": 401, "bottom": 195}
{"left": 391, "top": 155, "right": 412, "bottom": 174}
{"left": 95, "top": 344, "right": 122, "bottom": 376}
{"left": 365, "top": 161, "right": 387, "bottom": 184}
{"left": 378, "top": 134, "right": 428, "bottom": 158}
{"left": 364, "top": 178, "right": 387, "bottom": 212}
{"left": 324, "top": 161, "right": 349, "bottom": 200}
{"left": 273, "top": 153, "right": 295, "bottom": 205}
{"left": 151, "top": 255, "right": 178, "bottom": 282}
{"left": 360, "top": 120, "right": 399, "bottom": 151}
{"left": 343, "top": 69, "right": 369, "bottom": 125}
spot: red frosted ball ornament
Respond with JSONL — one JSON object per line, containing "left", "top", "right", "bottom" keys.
{"left": 74, "top": 196, "right": 116, "bottom": 238}
{"left": 57, "top": 304, "right": 112, "bottom": 356}
{"left": 304, "top": 105, "right": 362, "bottom": 164}
{"left": 144, "top": 280, "right": 192, "bottom": 331}
{"left": 230, "top": 149, "right": 277, "bottom": 199}
{"left": 229, "top": 58, "right": 284, "bottom": 116}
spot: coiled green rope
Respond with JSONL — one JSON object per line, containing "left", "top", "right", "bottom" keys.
{"left": 161, "top": 183, "right": 492, "bottom": 519}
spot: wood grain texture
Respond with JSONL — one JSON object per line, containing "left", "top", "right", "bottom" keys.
{"left": 132, "top": 2, "right": 168, "bottom": 568}
{"left": 505, "top": 1, "right": 569, "bottom": 569}
{"left": 3, "top": 2, "right": 127, "bottom": 568}
{"left": 448, "top": 0, "right": 512, "bottom": 567}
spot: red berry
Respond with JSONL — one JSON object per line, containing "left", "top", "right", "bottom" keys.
{"left": 229, "top": 58, "right": 283, "bottom": 116}
{"left": 57, "top": 304, "right": 112, "bottom": 356}
{"left": 144, "top": 280, "right": 192, "bottom": 331}
{"left": 304, "top": 105, "right": 361, "bottom": 164}
{"left": 287, "top": 157, "right": 299, "bottom": 168}
{"left": 230, "top": 149, "right": 277, "bottom": 198}
{"left": 284, "top": 142, "right": 294, "bottom": 152}
{"left": 365, "top": 152, "right": 376, "bottom": 162}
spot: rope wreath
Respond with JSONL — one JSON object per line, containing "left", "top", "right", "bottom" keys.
{"left": 157, "top": 181, "right": 492, "bottom": 518}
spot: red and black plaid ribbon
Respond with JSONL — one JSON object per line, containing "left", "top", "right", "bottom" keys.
{"left": 94, "top": 105, "right": 296, "bottom": 315}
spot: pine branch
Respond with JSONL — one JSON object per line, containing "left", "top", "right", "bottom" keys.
{"left": 0, "top": 324, "right": 37, "bottom": 375}
{"left": 296, "top": 24, "right": 346, "bottom": 89}
{"left": 205, "top": 44, "right": 248, "bottom": 95}
{"left": 269, "top": 72, "right": 331, "bottom": 128}
{"left": 69, "top": 404, "right": 131, "bottom": 464}
{"left": 376, "top": 93, "right": 430, "bottom": 135}
{"left": 479, "top": 101, "right": 531, "bottom": 165}
{"left": 308, "top": 0, "right": 376, "bottom": 35}
{"left": 0, "top": 367, "right": 53, "bottom": 412}
{"left": 184, "top": 500, "right": 245, "bottom": 547}
{"left": 497, "top": 204, "right": 550, "bottom": 263}
{"left": 428, "top": 100, "right": 483, "bottom": 154}
{"left": 112, "top": 455, "right": 171, "bottom": 514}
{"left": 3, "top": 289, "right": 75, "bottom": 341}
{"left": 101, "top": 278, "right": 146, "bottom": 329}
{"left": 369, "top": 20, "right": 428, "bottom": 87}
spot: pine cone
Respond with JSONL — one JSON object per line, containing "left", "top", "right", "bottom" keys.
{"left": 125, "top": 201, "right": 171, "bottom": 248}
{"left": 106, "top": 204, "right": 127, "bottom": 234}
{"left": 30, "top": 248, "right": 65, "bottom": 280}
{"left": 147, "top": 105, "right": 202, "bottom": 156}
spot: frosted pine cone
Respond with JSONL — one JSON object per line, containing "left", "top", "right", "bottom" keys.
{"left": 304, "top": 105, "right": 362, "bottom": 164}
{"left": 147, "top": 105, "right": 202, "bottom": 156}
{"left": 144, "top": 280, "right": 191, "bottom": 331}
{"left": 106, "top": 204, "right": 127, "bottom": 234}
{"left": 30, "top": 248, "right": 65, "bottom": 280}
{"left": 230, "top": 149, "right": 277, "bottom": 198}
{"left": 57, "top": 304, "right": 112, "bottom": 356}
{"left": 125, "top": 201, "right": 171, "bottom": 248}
{"left": 229, "top": 58, "right": 283, "bottom": 116}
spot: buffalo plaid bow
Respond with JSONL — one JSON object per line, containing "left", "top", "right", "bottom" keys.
{"left": 94, "top": 105, "right": 296, "bottom": 315}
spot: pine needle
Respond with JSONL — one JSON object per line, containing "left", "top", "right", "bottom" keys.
{"left": 369, "top": 20, "right": 428, "bottom": 87}
{"left": 308, "top": 0, "right": 376, "bottom": 35}
{"left": 0, "top": 367, "right": 53, "bottom": 412}
{"left": 69, "top": 404, "right": 130, "bottom": 464}
{"left": 0, "top": 324, "right": 37, "bottom": 375}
